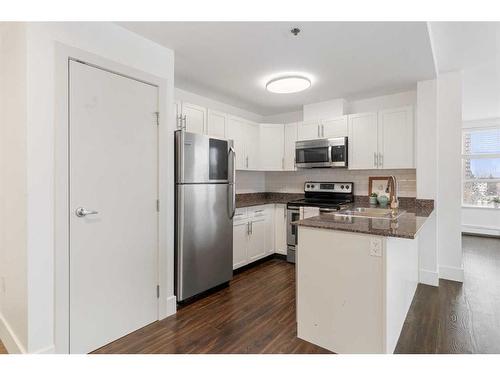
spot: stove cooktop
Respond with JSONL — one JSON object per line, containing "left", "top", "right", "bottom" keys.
{"left": 287, "top": 198, "right": 352, "bottom": 209}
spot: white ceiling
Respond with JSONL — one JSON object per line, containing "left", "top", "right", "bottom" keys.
{"left": 429, "top": 22, "right": 500, "bottom": 73}
{"left": 119, "top": 22, "right": 436, "bottom": 115}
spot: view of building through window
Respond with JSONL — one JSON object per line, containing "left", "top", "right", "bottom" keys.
{"left": 462, "top": 127, "right": 500, "bottom": 207}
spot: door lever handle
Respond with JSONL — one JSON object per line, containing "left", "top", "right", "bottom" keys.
{"left": 75, "top": 207, "right": 99, "bottom": 217}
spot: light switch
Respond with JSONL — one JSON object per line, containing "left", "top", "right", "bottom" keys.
{"left": 370, "top": 238, "right": 382, "bottom": 257}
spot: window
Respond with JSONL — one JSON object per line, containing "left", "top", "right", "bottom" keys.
{"left": 462, "top": 126, "right": 500, "bottom": 208}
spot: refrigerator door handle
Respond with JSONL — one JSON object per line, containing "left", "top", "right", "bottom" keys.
{"left": 228, "top": 146, "right": 236, "bottom": 219}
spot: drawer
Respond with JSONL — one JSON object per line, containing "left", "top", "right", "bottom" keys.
{"left": 249, "top": 204, "right": 273, "bottom": 218}
{"left": 233, "top": 208, "right": 248, "bottom": 222}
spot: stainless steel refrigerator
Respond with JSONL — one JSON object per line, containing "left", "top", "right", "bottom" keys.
{"left": 175, "top": 130, "right": 235, "bottom": 302}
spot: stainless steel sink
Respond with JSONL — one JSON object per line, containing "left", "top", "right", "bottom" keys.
{"left": 335, "top": 207, "right": 405, "bottom": 220}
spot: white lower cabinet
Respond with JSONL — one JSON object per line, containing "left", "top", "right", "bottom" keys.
{"left": 274, "top": 204, "right": 287, "bottom": 255}
{"left": 248, "top": 217, "right": 267, "bottom": 261}
{"left": 232, "top": 204, "right": 280, "bottom": 270}
{"left": 233, "top": 219, "right": 250, "bottom": 270}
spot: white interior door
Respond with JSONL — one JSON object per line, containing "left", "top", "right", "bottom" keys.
{"left": 69, "top": 61, "right": 159, "bottom": 353}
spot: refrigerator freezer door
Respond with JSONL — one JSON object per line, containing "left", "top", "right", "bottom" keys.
{"left": 176, "top": 183, "right": 233, "bottom": 301}
{"left": 175, "top": 130, "right": 231, "bottom": 184}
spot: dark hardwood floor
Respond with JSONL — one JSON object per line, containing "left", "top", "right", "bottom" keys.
{"left": 396, "top": 234, "right": 500, "bottom": 353}
{"left": 92, "top": 234, "right": 500, "bottom": 354}
{"left": 93, "top": 258, "right": 330, "bottom": 354}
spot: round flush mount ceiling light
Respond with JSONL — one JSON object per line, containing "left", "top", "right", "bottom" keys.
{"left": 265, "top": 76, "right": 311, "bottom": 94}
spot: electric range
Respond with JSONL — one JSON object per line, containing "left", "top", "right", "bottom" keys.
{"left": 286, "top": 181, "right": 354, "bottom": 263}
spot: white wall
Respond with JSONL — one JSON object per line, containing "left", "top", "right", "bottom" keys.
{"left": 303, "top": 98, "right": 347, "bottom": 120}
{"left": 266, "top": 169, "right": 416, "bottom": 197}
{"left": 461, "top": 61, "right": 500, "bottom": 236}
{"left": 462, "top": 61, "right": 500, "bottom": 122}
{"left": 0, "top": 22, "right": 28, "bottom": 353}
{"left": 176, "top": 88, "right": 262, "bottom": 123}
{"left": 261, "top": 110, "right": 303, "bottom": 124}
{"left": 437, "top": 71, "right": 463, "bottom": 282}
{"left": 347, "top": 90, "right": 417, "bottom": 114}
{"left": 416, "top": 79, "right": 439, "bottom": 286}
{"left": 235, "top": 171, "right": 266, "bottom": 193}
{"left": 24, "top": 22, "right": 175, "bottom": 353}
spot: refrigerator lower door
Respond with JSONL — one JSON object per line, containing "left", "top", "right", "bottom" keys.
{"left": 175, "top": 183, "right": 233, "bottom": 301}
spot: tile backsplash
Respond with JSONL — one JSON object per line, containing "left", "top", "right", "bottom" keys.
{"left": 237, "top": 169, "right": 416, "bottom": 197}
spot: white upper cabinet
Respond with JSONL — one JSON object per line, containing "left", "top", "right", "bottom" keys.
{"left": 207, "top": 109, "right": 227, "bottom": 138}
{"left": 181, "top": 102, "right": 207, "bottom": 134}
{"left": 321, "top": 116, "right": 348, "bottom": 138}
{"left": 227, "top": 116, "right": 260, "bottom": 170}
{"left": 260, "top": 123, "right": 285, "bottom": 171}
{"left": 348, "top": 112, "right": 379, "bottom": 170}
{"left": 284, "top": 123, "right": 298, "bottom": 171}
{"left": 245, "top": 121, "right": 261, "bottom": 170}
{"left": 227, "top": 116, "right": 247, "bottom": 170}
{"left": 348, "top": 106, "right": 415, "bottom": 170}
{"left": 297, "top": 120, "right": 321, "bottom": 141}
{"left": 377, "top": 106, "right": 414, "bottom": 169}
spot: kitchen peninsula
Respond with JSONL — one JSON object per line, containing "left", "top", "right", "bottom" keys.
{"left": 294, "top": 202, "right": 434, "bottom": 353}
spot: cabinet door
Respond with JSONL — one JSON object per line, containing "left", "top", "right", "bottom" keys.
{"left": 284, "top": 123, "right": 298, "bottom": 171}
{"left": 274, "top": 204, "right": 287, "bottom": 255}
{"left": 321, "top": 116, "right": 348, "bottom": 138}
{"left": 245, "top": 121, "right": 261, "bottom": 170}
{"left": 348, "top": 112, "right": 379, "bottom": 170}
{"left": 233, "top": 220, "right": 249, "bottom": 270}
{"left": 174, "top": 100, "right": 182, "bottom": 130}
{"left": 227, "top": 117, "right": 247, "bottom": 170}
{"left": 207, "top": 109, "right": 227, "bottom": 138}
{"left": 248, "top": 218, "right": 267, "bottom": 261}
{"left": 297, "top": 120, "right": 320, "bottom": 141}
{"left": 378, "top": 106, "right": 414, "bottom": 169}
{"left": 260, "top": 123, "right": 285, "bottom": 171}
{"left": 182, "top": 102, "right": 207, "bottom": 134}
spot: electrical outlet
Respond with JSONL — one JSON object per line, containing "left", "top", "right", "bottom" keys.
{"left": 370, "top": 238, "right": 382, "bottom": 257}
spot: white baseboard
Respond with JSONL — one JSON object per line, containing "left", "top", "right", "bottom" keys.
{"left": 439, "top": 265, "right": 464, "bottom": 282}
{"left": 419, "top": 269, "right": 439, "bottom": 286}
{"left": 32, "top": 345, "right": 55, "bottom": 354}
{"left": 462, "top": 224, "right": 500, "bottom": 237}
{"left": 0, "top": 312, "right": 26, "bottom": 354}
{"left": 166, "top": 295, "right": 177, "bottom": 317}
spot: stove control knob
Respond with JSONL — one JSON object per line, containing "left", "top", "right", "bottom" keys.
{"left": 306, "top": 184, "right": 310, "bottom": 189}
{"left": 341, "top": 185, "right": 344, "bottom": 189}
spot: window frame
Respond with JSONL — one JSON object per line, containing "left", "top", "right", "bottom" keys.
{"left": 462, "top": 121, "right": 500, "bottom": 209}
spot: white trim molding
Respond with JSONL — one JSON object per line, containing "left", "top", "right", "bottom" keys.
{"left": 462, "top": 224, "right": 500, "bottom": 237}
{"left": 439, "top": 265, "right": 464, "bottom": 283}
{"left": 0, "top": 312, "right": 26, "bottom": 354}
{"left": 419, "top": 269, "right": 439, "bottom": 287}
{"left": 166, "top": 295, "right": 177, "bottom": 317}
{"left": 54, "top": 43, "right": 174, "bottom": 353}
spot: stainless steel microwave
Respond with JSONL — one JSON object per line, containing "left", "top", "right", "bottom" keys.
{"left": 295, "top": 137, "right": 348, "bottom": 168}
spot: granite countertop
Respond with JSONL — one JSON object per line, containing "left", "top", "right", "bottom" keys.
{"left": 293, "top": 201, "right": 434, "bottom": 239}
{"left": 236, "top": 192, "right": 304, "bottom": 208}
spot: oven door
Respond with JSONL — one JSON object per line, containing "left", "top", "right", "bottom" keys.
{"left": 287, "top": 207, "right": 300, "bottom": 246}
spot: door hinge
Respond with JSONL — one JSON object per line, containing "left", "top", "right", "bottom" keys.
{"left": 157, "top": 285, "right": 160, "bottom": 298}
{"left": 156, "top": 199, "right": 160, "bottom": 212}
{"left": 154, "top": 111, "right": 159, "bottom": 126}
